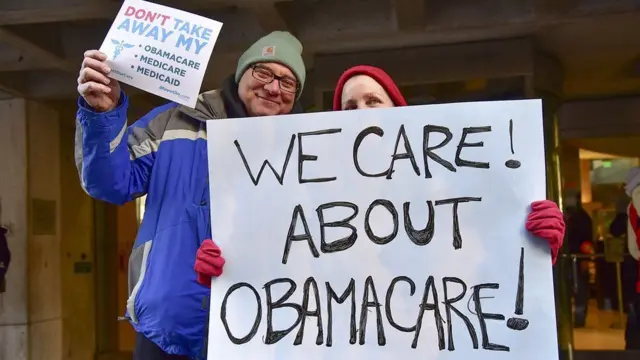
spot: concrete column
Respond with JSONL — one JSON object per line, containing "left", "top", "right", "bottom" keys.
{"left": 0, "top": 99, "right": 97, "bottom": 360}
{"left": 0, "top": 99, "right": 29, "bottom": 360}
{"left": 0, "top": 99, "right": 63, "bottom": 359}
{"left": 28, "top": 99, "right": 63, "bottom": 360}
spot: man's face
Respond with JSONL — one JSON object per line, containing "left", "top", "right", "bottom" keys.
{"left": 237, "top": 62, "right": 298, "bottom": 117}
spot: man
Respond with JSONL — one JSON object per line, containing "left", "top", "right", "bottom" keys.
{"left": 75, "top": 31, "right": 307, "bottom": 359}
{"left": 564, "top": 190, "right": 593, "bottom": 327}
{"left": 625, "top": 167, "right": 640, "bottom": 349}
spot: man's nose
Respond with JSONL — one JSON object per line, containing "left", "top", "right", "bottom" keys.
{"left": 265, "top": 80, "right": 281, "bottom": 95}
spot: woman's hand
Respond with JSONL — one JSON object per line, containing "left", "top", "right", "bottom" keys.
{"left": 526, "top": 200, "right": 565, "bottom": 264}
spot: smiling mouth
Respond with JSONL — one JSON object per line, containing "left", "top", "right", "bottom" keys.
{"left": 257, "top": 95, "right": 280, "bottom": 105}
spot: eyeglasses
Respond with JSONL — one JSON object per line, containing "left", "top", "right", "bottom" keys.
{"left": 251, "top": 65, "right": 298, "bottom": 94}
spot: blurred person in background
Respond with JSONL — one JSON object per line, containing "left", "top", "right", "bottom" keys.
{"left": 564, "top": 190, "right": 593, "bottom": 327}
{"left": 624, "top": 168, "right": 640, "bottom": 349}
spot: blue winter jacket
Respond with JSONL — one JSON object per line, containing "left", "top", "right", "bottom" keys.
{"left": 74, "top": 76, "right": 304, "bottom": 357}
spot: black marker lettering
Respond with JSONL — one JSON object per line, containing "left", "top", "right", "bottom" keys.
{"left": 221, "top": 276, "right": 511, "bottom": 351}
{"left": 507, "top": 247, "right": 529, "bottom": 330}
{"left": 264, "top": 278, "right": 303, "bottom": 344}
{"left": 442, "top": 277, "right": 479, "bottom": 351}
{"left": 353, "top": 126, "right": 389, "bottom": 178}
{"left": 473, "top": 283, "right": 509, "bottom": 351}
{"left": 298, "top": 129, "right": 342, "bottom": 184}
{"left": 364, "top": 199, "right": 399, "bottom": 245}
{"left": 455, "top": 126, "right": 491, "bottom": 169}
{"left": 326, "top": 279, "right": 357, "bottom": 347}
{"left": 423, "top": 125, "right": 456, "bottom": 178}
{"left": 403, "top": 201, "right": 435, "bottom": 246}
{"left": 358, "top": 276, "right": 386, "bottom": 345}
{"left": 387, "top": 124, "right": 420, "bottom": 179}
{"left": 385, "top": 276, "right": 416, "bottom": 333}
{"left": 294, "top": 277, "right": 324, "bottom": 345}
{"left": 316, "top": 202, "right": 359, "bottom": 253}
{"left": 234, "top": 136, "right": 295, "bottom": 186}
{"left": 435, "top": 197, "right": 482, "bottom": 250}
{"left": 220, "top": 282, "right": 262, "bottom": 344}
{"left": 413, "top": 275, "right": 445, "bottom": 349}
{"left": 282, "top": 205, "right": 320, "bottom": 264}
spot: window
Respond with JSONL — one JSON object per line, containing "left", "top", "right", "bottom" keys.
{"left": 590, "top": 158, "right": 639, "bottom": 184}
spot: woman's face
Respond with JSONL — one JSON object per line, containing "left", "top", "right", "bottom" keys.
{"left": 340, "top": 75, "right": 394, "bottom": 110}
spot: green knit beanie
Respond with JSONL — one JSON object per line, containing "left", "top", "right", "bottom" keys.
{"left": 235, "top": 31, "right": 306, "bottom": 99}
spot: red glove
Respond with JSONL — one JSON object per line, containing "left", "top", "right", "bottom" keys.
{"left": 194, "top": 239, "right": 226, "bottom": 287}
{"left": 525, "top": 200, "right": 565, "bottom": 264}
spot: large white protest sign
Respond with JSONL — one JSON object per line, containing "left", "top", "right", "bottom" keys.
{"left": 99, "top": 0, "right": 222, "bottom": 108}
{"left": 205, "top": 100, "right": 558, "bottom": 360}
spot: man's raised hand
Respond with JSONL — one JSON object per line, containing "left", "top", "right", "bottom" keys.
{"left": 77, "top": 50, "right": 121, "bottom": 112}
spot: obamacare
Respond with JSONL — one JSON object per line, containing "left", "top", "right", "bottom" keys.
{"left": 144, "top": 45, "right": 201, "bottom": 70}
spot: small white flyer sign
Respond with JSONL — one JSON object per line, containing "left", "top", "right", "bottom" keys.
{"left": 99, "top": 0, "right": 223, "bottom": 108}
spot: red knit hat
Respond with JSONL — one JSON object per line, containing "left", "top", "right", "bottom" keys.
{"left": 332, "top": 65, "right": 407, "bottom": 110}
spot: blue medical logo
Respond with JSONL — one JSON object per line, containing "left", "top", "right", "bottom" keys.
{"left": 111, "top": 39, "right": 135, "bottom": 60}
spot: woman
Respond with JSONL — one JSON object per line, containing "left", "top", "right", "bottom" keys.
{"left": 333, "top": 65, "right": 565, "bottom": 263}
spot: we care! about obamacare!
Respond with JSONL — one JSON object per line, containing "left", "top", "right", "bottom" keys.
{"left": 219, "top": 123, "right": 526, "bottom": 352}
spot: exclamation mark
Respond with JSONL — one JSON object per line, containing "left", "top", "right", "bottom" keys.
{"left": 506, "top": 247, "right": 529, "bottom": 331}
{"left": 505, "top": 119, "right": 521, "bottom": 169}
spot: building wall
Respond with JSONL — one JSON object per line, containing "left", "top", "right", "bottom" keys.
{"left": 60, "top": 106, "right": 97, "bottom": 360}
{"left": 0, "top": 99, "right": 97, "bottom": 360}
{"left": 27, "top": 100, "right": 63, "bottom": 360}
{"left": 0, "top": 99, "right": 29, "bottom": 360}
{"left": 559, "top": 96, "right": 640, "bottom": 139}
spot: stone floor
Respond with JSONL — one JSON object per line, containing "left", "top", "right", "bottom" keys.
{"left": 573, "top": 299, "right": 627, "bottom": 350}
